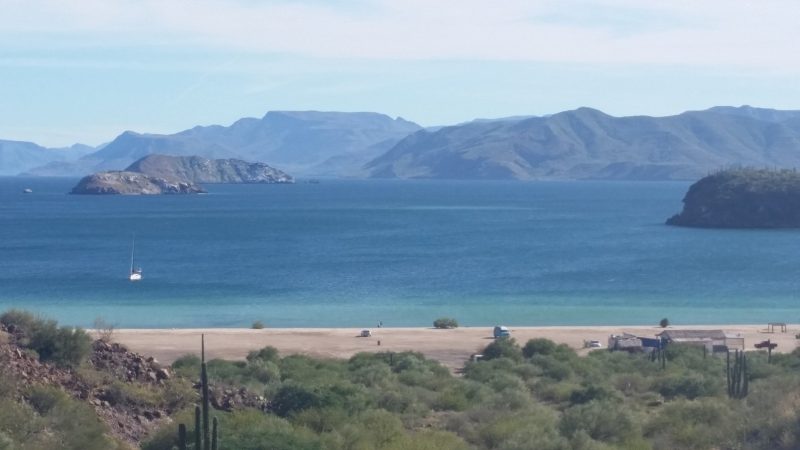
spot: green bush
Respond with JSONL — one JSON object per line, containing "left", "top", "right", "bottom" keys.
{"left": 433, "top": 318, "right": 459, "bottom": 329}
{"left": 247, "top": 346, "right": 279, "bottom": 363}
{"left": 251, "top": 320, "right": 266, "bottom": 329}
{"left": 0, "top": 309, "right": 91, "bottom": 367}
{"left": 26, "top": 385, "right": 68, "bottom": 415}
{"left": 482, "top": 338, "right": 522, "bottom": 361}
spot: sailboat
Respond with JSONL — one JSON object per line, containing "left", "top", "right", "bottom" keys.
{"left": 129, "top": 235, "right": 143, "bottom": 281}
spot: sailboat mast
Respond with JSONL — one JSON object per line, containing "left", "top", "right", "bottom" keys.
{"left": 130, "top": 234, "right": 135, "bottom": 273}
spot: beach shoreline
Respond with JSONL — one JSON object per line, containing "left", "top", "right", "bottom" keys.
{"left": 108, "top": 324, "right": 799, "bottom": 370}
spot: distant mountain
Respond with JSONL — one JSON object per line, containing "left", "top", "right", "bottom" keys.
{"left": 703, "top": 105, "right": 800, "bottom": 123}
{"left": 126, "top": 154, "right": 293, "bottom": 184}
{"left": 0, "top": 140, "right": 93, "bottom": 176}
{"left": 365, "top": 106, "right": 800, "bottom": 180}
{"left": 27, "top": 111, "right": 421, "bottom": 177}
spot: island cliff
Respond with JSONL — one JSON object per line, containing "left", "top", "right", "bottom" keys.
{"left": 125, "top": 154, "right": 294, "bottom": 184}
{"left": 70, "top": 171, "right": 205, "bottom": 195}
{"left": 667, "top": 168, "right": 800, "bottom": 228}
{"left": 70, "top": 155, "right": 292, "bottom": 195}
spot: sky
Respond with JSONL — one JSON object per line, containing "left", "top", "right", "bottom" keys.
{"left": 2, "top": 0, "right": 800, "bottom": 147}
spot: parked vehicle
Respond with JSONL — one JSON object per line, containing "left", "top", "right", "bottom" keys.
{"left": 493, "top": 326, "right": 510, "bottom": 338}
{"left": 360, "top": 329, "right": 372, "bottom": 337}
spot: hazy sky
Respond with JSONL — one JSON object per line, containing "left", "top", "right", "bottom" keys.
{"left": 2, "top": 0, "right": 800, "bottom": 147}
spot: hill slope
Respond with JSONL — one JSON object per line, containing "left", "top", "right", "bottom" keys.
{"left": 365, "top": 106, "right": 800, "bottom": 180}
{"left": 666, "top": 168, "right": 800, "bottom": 228}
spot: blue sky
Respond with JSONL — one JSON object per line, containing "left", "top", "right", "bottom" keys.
{"left": 1, "top": 0, "right": 799, "bottom": 147}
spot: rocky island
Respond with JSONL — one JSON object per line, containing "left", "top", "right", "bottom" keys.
{"left": 70, "top": 155, "right": 293, "bottom": 195}
{"left": 70, "top": 171, "right": 206, "bottom": 195}
{"left": 666, "top": 168, "right": 800, "bottom": 228}
{"left": 126, "top": 154, "right": 294, "bottom": 184}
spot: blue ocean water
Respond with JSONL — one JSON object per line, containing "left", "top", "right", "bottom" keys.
{"left": 1, "top": 177, "right": 799, "bottom": 328}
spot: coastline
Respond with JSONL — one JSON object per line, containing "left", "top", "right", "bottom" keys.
{"left": 108, "top": 324, "right": 799, "bottom": 370}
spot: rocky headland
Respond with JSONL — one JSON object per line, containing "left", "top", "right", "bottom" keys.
{"left": 667, "top": 168, "right": 800, "bottom": 228}
{"left": 70, "top": 154, "right": 293, "bottom": 195}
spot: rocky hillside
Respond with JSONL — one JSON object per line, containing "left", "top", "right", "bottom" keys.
{"left": 70, "top": 171, "right": 206, "bottom": 195}
{"left": 126, "top": 154, "right": 293, "bottom": 184}
{"left": 365, "top": 106, "right": 800, "bottom": 180}
{"left": 667, "top": 168, "right": 800, "bottom": 228}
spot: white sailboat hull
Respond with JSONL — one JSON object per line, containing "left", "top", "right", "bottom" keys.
{"left": 129, "top": 272, "right": 142, "bottom": 281}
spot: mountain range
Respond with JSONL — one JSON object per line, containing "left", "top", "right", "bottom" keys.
{"left": 367, "top": 106, "right": 800, "bottom": 180}
{"left": 23, "top": 111, "right": 421, "bottom": 178}
{"left": 0, "top": 141, "right": 94, "bottom": 176}
{"left": 8, "top": 105, "right": 800, "bottom": 181}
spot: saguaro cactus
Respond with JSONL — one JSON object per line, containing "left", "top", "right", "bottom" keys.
{"left": 177, "top": 334, "right": 221, "bottom": 449}
{"left": 727, "top": 349, "right": 749, "bottom": 399}
{"left": 178, "top": 423, "right": 187, "bottom": 450}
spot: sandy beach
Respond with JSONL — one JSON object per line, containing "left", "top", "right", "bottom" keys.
{"left": 110, "top": 324, "right": 800, "bottom": 370}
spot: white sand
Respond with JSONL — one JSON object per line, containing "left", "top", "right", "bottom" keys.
{"left": 108, "top": 324, "right": 799, "bottom": 370}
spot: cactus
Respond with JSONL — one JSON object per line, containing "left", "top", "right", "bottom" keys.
{"left": 651, "top": 345, "right": 666, "bottom": 369}
{"left": 178, "top": 423, "right": 187, "bottom": 450}
{"left": 194, "top": 406, "right": 201, "bottom": 449}
{"left": 177, "top": 334, "right": 221, "bottom": 449}
{"left": 211, "top": 416, "right": 219, "bottom": 450}
{"left": 202, "top": 335, "right": 210, "bottom": 450}
{"left": 727, "top": 349, "right": 749, "bottom": 399}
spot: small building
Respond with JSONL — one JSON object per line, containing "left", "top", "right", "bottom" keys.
{"left": 658, "top": 329, "right": 740, "bottom": 353}
{"left": 609, "top": 333, "right": 661, "bottom": 352}
{"left": 608, "top": 333, "right": 644, "bottom": 352}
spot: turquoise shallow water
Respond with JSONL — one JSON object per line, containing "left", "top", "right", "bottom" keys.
{"left": 1, "top": 177, "right": 799, "bottom": 328}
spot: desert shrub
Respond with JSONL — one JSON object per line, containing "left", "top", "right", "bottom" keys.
{"left": 251, "top": 320, "right": 266, "bottom": 329}
{"left": 568, "top": 383, "right": 617, "bottom": 405}
{"left": 660, "top": 318, "right": 670, "bottom": 328}
{"left": 34, "top": 391, "right": 123, "bottom": 449}
{"left": 347, "top": 409, "right": 406, "bottom": 448}
{"left": 477, "top": 408, "right": 567, "bottom": 450}
{"left": 222, "top": 411, "right": 322, "bottom": 450}
{"left": 0, "top": 310, "right": 39, "bottom": 335}
{"left": 560, "top": 399, "right": 640, "bottom": 445}
{"left": 144, "top": 409, "right": 322, "bottom": 450}
{"left": 645, "top": 398, "right": 739, "bottom": 450}
{"left": 271, "top": 383, "right": 325, "bottom": 417}
{"left": 433, "top": 317, "right": 459, "bottom": 329}
{"left": 104, "top": 381, "right": 160, "bottom": 408}
{"left": 529, "top": 355, "right": 573, "bottom": 381}
{"left": 93, "top": 317, "right": 114, "bottom": 342}
{"left": 654, "top": 373, "right": 721, "bottom": 400}
{"left": 26, "top": 385, "right": 68, "bottom": 415}
{"left": 247, "top": 346, "right": 279, "bottom": 363}
{"left": 434, "top": 381, "right": 488, "bottom": 411}
{"left": 38, "top": 326, "right": 92, "bottom": 367}
{"left": 0, "top": 310, "right": 91, "bottom": 367}
{"left": 522, "top": 338, "right": 557, "bottom": 357}
{"left": 385, "top": 430, "right": 470, "bottom": 450}
{"left": 482, "top": 338, "right": 522, "bottom": 361}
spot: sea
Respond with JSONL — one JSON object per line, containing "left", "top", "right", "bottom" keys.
{"left": 1, "top": 176, "right": 799, "bottom": 328}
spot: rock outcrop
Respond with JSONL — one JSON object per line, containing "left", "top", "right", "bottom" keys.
{"left": 667, "top": 168, "right": 800, "bottom": 228}
{"left": 70, "top": 170, "right": 206, "bottom": 195}
{"left": 126, "top": 154, "right": 294, "bottom": 184}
